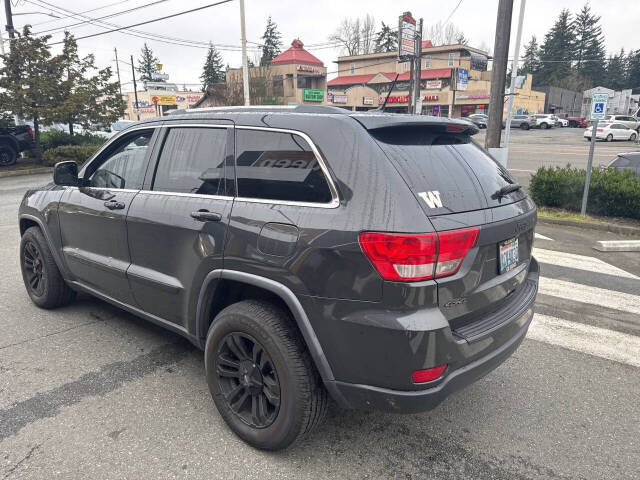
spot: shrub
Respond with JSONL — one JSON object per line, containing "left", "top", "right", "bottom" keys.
{"left": 39, "top": 130, "right": 105, "bottom": 151}
{"left": 530, "top": 165, "right": 640, "bottom": 219}
{"left": 42, "top": 145, "right": 100, "bottom": 167}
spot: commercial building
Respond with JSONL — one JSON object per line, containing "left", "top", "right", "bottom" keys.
{"left": 536, "top": 85, "right": 583, "bottom": 117}
{"left": 122, "top": 82, "right": 203, "bottom": 121}
{"left": 327, "top": 42, "right": 546, "bottom": 117}
{"left": 195, "top": 39, "right": 327, "bottom": 108}
{"left": 581, "top": 86, "right": 640, "bottom": 117}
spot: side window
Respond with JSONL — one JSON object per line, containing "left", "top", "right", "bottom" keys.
{"left": 235, "top": 129, "right": 333, "bottom": 203}
{"left": 153, "top": 127, "right": 227, "bottom": 195}
{"left": 89, "top": 131, "right": 153, "bottom": 189}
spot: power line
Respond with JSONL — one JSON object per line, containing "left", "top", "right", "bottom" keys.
{"left": 26, "top": 0, "right": 130, "bottom": 27}
{"left": 443, "top": 0, "right": 464, "bottom": 25}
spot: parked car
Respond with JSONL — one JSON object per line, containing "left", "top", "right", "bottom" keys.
{"left": 110, "top": 120, "right": 135, "bottom": 135}
{"left": 502, "top": 114, "right": 536, "bottom": 130}
{"left": 556, "top": 117, "right": 569, "bottom": 127}
{"left": 607, "top": 151, "right": 640, "bottom": 178}
{"left": 584, "top": 122, "right": 638, "bottom": 142}
{"left": 531, "top": 114, "right": 555, "bottom": 129}
{"left": 601, "top": 115, "right": 640, "bottom": 132}
{"left": 566, "top": 116, "right": 588, "bottom": 128}
{"left": 0, "top": 124, "right": 34, "bottom": 166}
{"left": 466, "top": 113, "right": 488, "bottom": 129}
{"left": 18, "top": 106, "right": 539, "bottom": 450}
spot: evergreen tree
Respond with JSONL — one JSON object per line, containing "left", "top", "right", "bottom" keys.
{"left": 259, "top": 17, "right": 283, "bottom": 66}
{"left": 537, "top": 10, "right": 575, "bottom": 86}
{"left": 627, "top": 50, "right": 640, "bottom": 94}
{"left": 0, "top": 26, "right": 60, "bottom": 162}
{"left": 520, "top": 36, "right": 541, "bottom": 78}
{"left": 136, "top": 43, "right": 160, "bottom": 82}
{"left": 572, "top": 3, "right": 606, "bottom": 87}
{"left": 374, "top": 21, "right": 397, "bottom": 53}
{"left": 605, "top": 49, "right": 628, "bottom": 91}
{"left": 200, "top": 43, "right": 225, "bottom": 92}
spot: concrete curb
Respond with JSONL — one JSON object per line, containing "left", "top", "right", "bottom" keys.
{"left": 0, "top": 167, "right": 52, "bottom": 178}
{"left": 593, "top": 240, "right": 640, "bottom": 252}
{"left": 538, "top": 216, "right": 640, "bottom": 237}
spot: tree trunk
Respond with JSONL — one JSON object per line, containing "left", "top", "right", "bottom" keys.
{"left": 68, "top": 115, "right": 74, "bottom": 136}
{"left": 33, "top": 114, "right": 42, "bottom": 164}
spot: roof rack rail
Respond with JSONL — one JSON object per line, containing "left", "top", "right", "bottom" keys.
{"left": 168, "top": 105, "right": 350, "bottom": 115}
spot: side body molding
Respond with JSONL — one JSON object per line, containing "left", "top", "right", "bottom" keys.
{"left": 195, "top": 270, "right": 346, "bottom": 402}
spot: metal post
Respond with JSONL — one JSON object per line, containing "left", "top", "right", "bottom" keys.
{"left": 408, "top": 56, "right": 414, "bottom": 114}
{"left": 485, "top": 0, "right": 514, "bottom": 150}
{"left": 449, "top": 69, "right": 456, "bottom": 118}
{"left": 503, "top": 0, "right": 526, "bottom": 165}
{"left": 414, "top": 18, "right": 423, "bottom": 114}
{"left": 581, "top": 119, "right": 598, "bottom": 216}
{"left": 4, "top": 0, "right": 15, "bottom": 39}
{"left": 114, "top": 48, "right": 122, "bottom": 98}
{"left": 239, "top": 0, "right": 250, "bottom": 106}
{"left": 131, "top": 55, "right": 140, "bottom": 121}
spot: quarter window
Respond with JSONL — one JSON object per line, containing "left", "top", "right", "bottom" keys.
{"left": 235, "top": 129, "right": 332, "bottom": 203}
{"left": 153, "top": 127, "right": 227, "bottom": 195}
{"left": 88, "top": 131, "right": 153, "bottom": 189}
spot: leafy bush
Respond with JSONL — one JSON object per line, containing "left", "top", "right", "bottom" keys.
{"left": 42, "top": 145, "right": 100, "bottom": 167}
{"left": 530, "top": 165, "right": 640, "bottom": 219}
{"left": 39, "top": 130, "right": 105, "bottom": 151}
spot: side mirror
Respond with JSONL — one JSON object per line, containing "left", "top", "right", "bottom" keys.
{"left": 53, "top": 161, "right": 79, "bottom": 186}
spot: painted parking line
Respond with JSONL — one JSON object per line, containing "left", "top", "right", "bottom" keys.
{"left": 534, "top": 233, "right": 553, "bottom": 241}
{"left": 527, "top": 314, "right": 640, "bottom": 368}
{"left": 533, "top": 248, "right": 639, "bottom": 280}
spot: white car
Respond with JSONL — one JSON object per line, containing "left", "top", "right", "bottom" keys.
{"left": 601, "top": 115, "right": 640, "bottom": 132}
{"left": 531, "top": 114, "right": 555, "bottom": 129}
{"left": 557, "top": 118, "right": 569, "bottom": 127}
{"left": 583, "top": 122, "right": 638, "bottom": 142}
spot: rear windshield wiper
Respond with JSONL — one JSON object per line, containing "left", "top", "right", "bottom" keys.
{"left": 492, "top": 183, "right": 521, "bottom": 198}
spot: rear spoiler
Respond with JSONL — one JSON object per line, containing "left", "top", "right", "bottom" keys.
{"left": 350, "top": 114, "right": 479, "bottom": 136}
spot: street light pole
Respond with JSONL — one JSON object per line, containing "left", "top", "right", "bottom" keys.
{"left": 503, "top": 0, "right": 527, "bottom": 165}
{"left": 3, "top": 0, "right": 15, "bottom": 39}
{"left": 131, "top": 55, "right": 140, "bottom": 121}
{"left": 114, "top": 48, "right": 122, "bottom": 97}
{"left": 239, "top": 0, "right": 250, "bottom": 106}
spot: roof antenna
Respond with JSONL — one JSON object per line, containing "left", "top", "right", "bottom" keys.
{"left": 372, "top": 73, "right": 400, "bottom": 113}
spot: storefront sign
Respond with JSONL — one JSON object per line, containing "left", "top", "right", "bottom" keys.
{"left": 303, "top": 89, "right": 324, "bottom": 102}
{"left": 331, "top": 94, "right": 348, "bottom": 104}
{"left": 456, "top": 94, "right": 490, "bottom": 100}
{"left": 425, "top": 80, "right": 442, "bottom": 89}
{"left": 398, "top": 12, "right": 417, "bottom": 60}
{"left": 456, "top": 68, "right": 469, "bottom": 91}
{"left": 363, "top": 96, "right": 374, "bottom": 105}
{"left": 151, "top": 94, "right": 177, "bottom": 106}
{"left": 422, "top": 95, "right": 439, "bottom": 101}
{"left": 379, "top": 95, "right": 409, "bottom": 104}
{"left": 186, "top": 94, "right": 203, "bottom": 104}
{"left": 297, "top": 65, "right": 324, "bottom": 75}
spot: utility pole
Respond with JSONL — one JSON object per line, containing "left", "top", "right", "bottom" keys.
{"left": 413, "top": 18, "right": 423, "bottom": 115}
{"left": 131, "top": 55, "right": 140, "bottom": 121}
{"left": 485, "top": 0, "right": 514, "bottom": 151}
{"left": 502, "top": 0, "right": 526, "bottom": 165}
{"left": 239, "top": 0, "right": 250, "bottom": 106}
{"left": 408, "top": 54, "right": 415, "bottom": 114}
{"left": 0, "top": 21, "right": 5, "bottom": 55}
{"left": 4, "top": 0, "right": 15, "bottom": 39}
{"left": 449, "top": 69, "right": 456, "bottom": 119}
{"left": 114, "top": 48, "right": 122, "bottom": 98}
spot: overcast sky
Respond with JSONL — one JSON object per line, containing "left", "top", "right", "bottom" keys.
{"left": 3, "top": 0, "right": 638, "bottom": 91}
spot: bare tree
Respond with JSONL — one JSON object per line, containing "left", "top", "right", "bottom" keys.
{"left": 425, "top": 21, "right": 466, "bottom": 46}
{"left": 329, "top": 15, "right": 376, "bottom": 56}
{"left": 360, "top": 14, "right": 376, "bottom": 55}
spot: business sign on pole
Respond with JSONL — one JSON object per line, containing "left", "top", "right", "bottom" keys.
{"left": 456, "top": 68, "right": 469, "bottom": 91}
{"left": 151, "top": 72, "right": 169, "bottom": 81}
{"left": 398, "top": 12, "right": 417, "bottom": 60}
{"left": 590, "top": 92, "right": 609, "bottom": 120}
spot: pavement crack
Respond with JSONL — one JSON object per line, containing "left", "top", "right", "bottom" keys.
{"left": 0, "top": 341, "right": 191, "bottom": 441}
{"left": 0, "top": 320, "right": 103, "bottom": 351}
{"left": 2, "top": 444, "right": 41, "bottom": 479}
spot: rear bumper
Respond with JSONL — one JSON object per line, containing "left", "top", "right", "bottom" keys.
{"left": 327, "top": 306, "right": 533, "bottom": 412}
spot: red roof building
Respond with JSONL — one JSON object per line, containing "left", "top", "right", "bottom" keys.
{"left": 271, "top": 39, "right": 324, "bottom": 67}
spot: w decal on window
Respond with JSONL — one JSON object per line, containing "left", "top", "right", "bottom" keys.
{"left": 418, "top": 191, "right": 443, "bottom": 209}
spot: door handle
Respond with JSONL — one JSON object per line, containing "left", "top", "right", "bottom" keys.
{"left": 190, "top": 210, "right": 222, "bottom": 222}
{"left": 104, "top": 200, "right": 125, "bottom": 210}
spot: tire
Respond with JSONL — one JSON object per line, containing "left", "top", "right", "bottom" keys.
{"left": 205, "top": 300, "right": 328, "bottom": 450}
{"left": 540, "top": 122, "right": 549, "bottom": 129}
{"left": 520, "top": 123, "right": 529, "bottom": 130}
{"left": 0, "top": 144, "right": 17, "bottom": 167}
{"left": 606, "top": 134, "right": 613, "bottom": 142}
{"left": 20, "top": 226, "right": 76, "bottom": 308}
{"left": 630, "top": 133, "right": 637, "bottom": 142}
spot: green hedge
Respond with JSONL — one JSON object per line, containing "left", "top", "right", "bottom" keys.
{"left": 42, "top": 145, "right": 100, "bottom": 167}
{"left": 530, "top": 165, "right": 640, "bottom": 219}
{"left": 39, "top": 130, "right": 105, "bottom": 151}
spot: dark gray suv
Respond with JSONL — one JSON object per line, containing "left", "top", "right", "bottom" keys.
{"left": 18, "top": 106, "right": 538, "bottom": 450}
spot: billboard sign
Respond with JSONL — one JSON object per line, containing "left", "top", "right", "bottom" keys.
{"left": 151, "top": 94, "right": 177, "bottom": 106}
{"left": 398, "top": 12, "right": 417, "bottom": 60}
{"left": 425, "top": 80, "right": 442, "bottom": 89}
{"left": 590, "top": 92, "right": 609, "bottom": 120}
{"left": 456, "top": 68, "right": 469, "bottom": 91}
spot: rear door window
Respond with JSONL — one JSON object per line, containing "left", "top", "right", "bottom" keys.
{"left": 153, "top": 127, "right": 227, "bottom": 196}
{"left": 234, "top": 129, "right": 332, "bottom": 203}
{"left": 371, "top": 126, "right": 525, "bottom": 215}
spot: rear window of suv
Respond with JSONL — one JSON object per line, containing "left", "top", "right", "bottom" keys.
{"left": 371, "top": 126, "right": 525, "bottom": 214}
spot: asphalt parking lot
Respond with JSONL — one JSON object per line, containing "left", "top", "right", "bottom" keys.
{"left": 1, "top": 172, "right": 639, "bottom": 479}
{"left": 475, "top": 126, "right": 640, "bottom": 187}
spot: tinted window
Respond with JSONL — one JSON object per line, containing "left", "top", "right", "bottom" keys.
{"left": 611, "top": 156, "right": 630, "bottom": 167}
{"left": 153, "top": 127, "right": 226, "bottom": 195}
{"left": 235, "top": 130, "right": 332, "bottom": 203}
{"left": 89, "top": 131, "right": 152, "bottom": 189}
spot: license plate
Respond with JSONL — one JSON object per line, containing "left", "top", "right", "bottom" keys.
{"left": 499, "top": 237, "right": 519, "bottom": 274}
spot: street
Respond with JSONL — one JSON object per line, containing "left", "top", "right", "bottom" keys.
{"left": 475, "top": 126, "right": 640, "bottom": 188}
{"left": 1, "top": 172, "right": 639, "bottom": 479}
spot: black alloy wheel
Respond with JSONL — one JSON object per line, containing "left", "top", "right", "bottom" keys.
{"left": 22, "top": 240, "right": 46, "bottom": 297}
{"left": 216, "top": 332, "right": 281, "bottom": 428}
{"left": 0, "top": 145, "right": 17, "bottom": 166}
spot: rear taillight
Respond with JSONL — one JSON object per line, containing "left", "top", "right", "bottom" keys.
{"left": 358, "top": 227, "right": 479, "bottom": 282}
{"left": 597, "top": 128, "right": 603, "bottom": 132}
{"left": 28, "top": 126, "right": 34, "bottom": 139}
{"left": 412, "top": 364, "right": 447, "bottom": 383}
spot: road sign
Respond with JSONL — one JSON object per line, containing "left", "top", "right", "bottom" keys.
{"left": 590, "top": 92, "right": 609, "bottom": 121}
{"left": 398, "top": 12, "right": 417, "bottom": 60}
{"left": 456, "top": 68, "right": 469, "bottom": 91}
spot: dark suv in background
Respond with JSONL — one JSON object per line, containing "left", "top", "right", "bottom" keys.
{"left": 18, "top": 106, "right": 539, "bottom": 450}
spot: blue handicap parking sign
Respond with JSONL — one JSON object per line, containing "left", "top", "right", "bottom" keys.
{"left": 594, "top": 102, "right": 604, "bottom": 114}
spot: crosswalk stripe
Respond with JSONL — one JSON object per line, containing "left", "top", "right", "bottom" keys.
{"left": 534, "top": 233, "right": 553, "bottom": 241}
{"left": 527, "top": 314, "right": 640, "bottom": 368}
{"left": 538, "top": 276, "right": 640, "bottom": 315}
{"left": 533, "top": 248, "right": 640, "bottom": 280}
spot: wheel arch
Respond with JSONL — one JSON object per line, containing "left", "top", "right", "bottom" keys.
{"left": 195, "top": 270, "right": 337, "bottom": 388}
{"left": 19, "top": 214, "right": 69, "bottom": 279}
